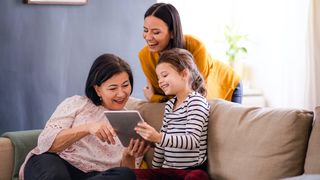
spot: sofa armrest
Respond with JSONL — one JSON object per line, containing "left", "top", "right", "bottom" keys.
{"left": 304, "top": 106, "right": 320, "bottom": 174}
{"left": 0, "top": 137, "right": 14, "bottom": 180}
{"left": 1, "top": 129, "right": 42, "bottom": 180}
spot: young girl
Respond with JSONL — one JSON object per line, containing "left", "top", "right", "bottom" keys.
{"left": 135, "top": 48, "right": 210, "bottom": 179}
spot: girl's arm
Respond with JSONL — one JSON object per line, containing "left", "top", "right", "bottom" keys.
{"left": 135, "top": 117, "right": 168, "bottom": 168}
{"left": 135, "top": 98, "right": 209, "bottom": 150}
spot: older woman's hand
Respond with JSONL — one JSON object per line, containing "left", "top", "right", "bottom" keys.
{"left": 88, "top": 121, "right": 116, "bottom": 144}
{"left": 127, "top": 139, "right": 150, "bottom": 157}
{"left": 121, "top": 139, "right": 150, "bottom": 168}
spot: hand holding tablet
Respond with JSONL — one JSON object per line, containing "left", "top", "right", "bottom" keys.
{"left": 104, "top": 110, "right": 144, "bottom": 147}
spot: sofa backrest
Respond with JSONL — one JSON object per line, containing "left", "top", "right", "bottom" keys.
{"left": 125, "top": 97, "right": 314, "bottom": 180}
{"left": 207, "top": 99, "right": 313, "bottom": 180}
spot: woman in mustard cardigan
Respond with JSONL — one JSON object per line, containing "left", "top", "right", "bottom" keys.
{"left": 139, "top": 3, "right": 242, "bottom": 103}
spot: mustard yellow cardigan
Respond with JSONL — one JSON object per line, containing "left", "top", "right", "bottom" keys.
{"left": 138, "top": 34, "right": 240, "bottom": 103}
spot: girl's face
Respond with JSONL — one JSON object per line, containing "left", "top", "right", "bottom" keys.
{"left": 143, "top": 16, "right": 172, "bottom": 53}
{"left": 94, "top": 72, "right": 131, "bottom": 110}
{"left": 156, "top": 62, "right": 189, "bottom": 96}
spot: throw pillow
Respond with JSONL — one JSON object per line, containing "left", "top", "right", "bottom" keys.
{"left": 207, "top": 99, "right": 313, "bottom": 180}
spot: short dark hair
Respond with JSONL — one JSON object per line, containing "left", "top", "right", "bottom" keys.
{"left": 157, "top": 48, "right": 206, "bottom": 96}
{"left": 85, "top": 54, "right": 133, "bottom": 105}
{"left": 144, "top": 3, "right": 184, "bottom": 49}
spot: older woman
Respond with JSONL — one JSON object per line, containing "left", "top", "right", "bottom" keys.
{"left": 20, "top": 54, "right": 150, "bottom": 180}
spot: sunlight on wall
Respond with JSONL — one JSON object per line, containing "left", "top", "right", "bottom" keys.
{"left": 158, "top": 0, "right": 310, "bottom": 108}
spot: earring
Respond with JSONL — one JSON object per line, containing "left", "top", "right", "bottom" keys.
{"left": 99, "top": 96, "right": 102, "bottom": 103}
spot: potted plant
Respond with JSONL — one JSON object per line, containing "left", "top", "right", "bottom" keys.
{"left": 224, "top": 25, "right": 248, "bottom": 67}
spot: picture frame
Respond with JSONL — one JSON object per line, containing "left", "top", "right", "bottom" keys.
{"left": 25, "top": 0, "right": 87, "bottom": 5}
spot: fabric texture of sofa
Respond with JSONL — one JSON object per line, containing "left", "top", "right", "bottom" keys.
{"left": 0, "top": 98, "right": 319, "bottom": 180}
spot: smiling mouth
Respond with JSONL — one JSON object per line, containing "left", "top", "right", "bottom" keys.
{"left": 148, "top": 42, "right": 158, "bottom": 47}
{"left": 160, "top": 84, "right": 169, "bottom": 91}
{"left": 113, "top": 99, "right": 125, "bottom": 104}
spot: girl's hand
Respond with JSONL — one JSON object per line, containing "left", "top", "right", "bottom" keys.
{"left": 135, "top": 122, "right": 162, "bottom": 143}
{"left": 121, "top": 139, "right": 150, "bottom": 168}
{"left": 143, "top": 81, "right": 154, "bottom": 102}
{"left": 87, "top": 121, "right": 116, "bottom": 144}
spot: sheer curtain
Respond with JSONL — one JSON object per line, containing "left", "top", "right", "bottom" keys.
{"left": 305, "top": 0, "right": 320, "bottom": 111}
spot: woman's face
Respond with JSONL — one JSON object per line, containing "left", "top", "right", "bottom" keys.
{"left": 143, "top": 16, "right": 172, "bottom": 53}
{"left": 94, "top": 72, "right": 131, "bottom": 110}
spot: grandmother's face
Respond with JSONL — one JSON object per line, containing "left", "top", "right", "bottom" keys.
{"left": 94, "top": 72, "right": 131, "bottom": 110}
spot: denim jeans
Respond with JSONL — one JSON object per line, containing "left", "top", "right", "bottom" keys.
{"left": 231, "top": 81, "right": 243, "bottom": 104}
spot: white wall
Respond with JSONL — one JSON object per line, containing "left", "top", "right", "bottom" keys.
{"left": 159, "top": 0, "right": 310, "bottom": 108}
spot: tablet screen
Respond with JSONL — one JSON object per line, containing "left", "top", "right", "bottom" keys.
{"left": 104, "top": 110, "right": 144, "bottom": 147}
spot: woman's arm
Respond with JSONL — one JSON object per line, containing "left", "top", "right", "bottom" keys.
{"left": 38, "top": 96, "right": 116, "bottom": 153}
{"left": 48, "top": 124, "right": 89, "bottom": 153}
{"left": 49, "top": 121, "right": 116, "bottom": 153}
{"left": 159, "top": 99, "right": 209, "bottom": 150}
{"left": 135, "top": 97, "right": 209, "bottom": 150}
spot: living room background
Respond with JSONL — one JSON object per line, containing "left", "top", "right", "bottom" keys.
{"left": 1, "top": 0, "right": 319, "bottom": 134}
{"left": 0, "top": 0, "right": 155, "bottom": 134}
{"left": 159, "top": 0, "right": 316, "bottom": 109}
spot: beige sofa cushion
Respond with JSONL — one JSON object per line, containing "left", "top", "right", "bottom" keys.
{"left": 304, "top": 106, "right": 320, "bottom": 173}
{"left": 208, "top": 99, "right": 313, "bottom": 180}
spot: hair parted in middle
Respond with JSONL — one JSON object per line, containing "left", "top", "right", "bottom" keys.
{"left": 144, "top": 3, "right": 184, "bottom": 50}
{"left": 85, "top": 53, "right": 134, "bottom": 105}
{"left": 157, "top": 48, "right": 207, "bottom": 96}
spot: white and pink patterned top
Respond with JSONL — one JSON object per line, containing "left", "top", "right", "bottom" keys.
{"left": 19, "top": 95, "right": 128, "bottom": 179}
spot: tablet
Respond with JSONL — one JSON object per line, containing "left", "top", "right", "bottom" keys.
{"left": 104, "top": 110, "right": 144, "bottom": 147}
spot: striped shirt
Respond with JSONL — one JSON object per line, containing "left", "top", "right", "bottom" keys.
{"left": 152, "top": 91, "right": 210, "bottom": 169}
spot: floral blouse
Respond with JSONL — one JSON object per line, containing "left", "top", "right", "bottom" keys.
{"left": 19, "top": 95, "right": 131, "bottom": 179}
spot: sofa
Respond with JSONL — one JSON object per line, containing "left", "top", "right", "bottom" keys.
{"left": 1, "top": 98, "right": 320, "bottom": 180}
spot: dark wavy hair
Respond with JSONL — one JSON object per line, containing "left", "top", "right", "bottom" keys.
{"left": 85, "top": 54, "right": 133, "bottom": 105}
{"left": 144, "top": 3, "right": 184, "bottom": 50}
{"left": 157, "top": 48, "right": 206, "bottom": 96}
